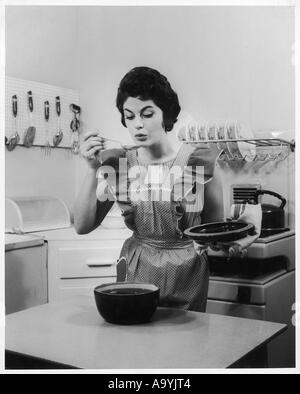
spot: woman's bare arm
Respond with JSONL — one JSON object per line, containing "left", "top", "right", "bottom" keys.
{"left": 73, "top": 167, "right": 114, "bottom": 234}
{"left": 73, "top": 131, "right": 115, "bottom": 234}
{"left": 201, "top": 166, "right": 224, "bottom": 223}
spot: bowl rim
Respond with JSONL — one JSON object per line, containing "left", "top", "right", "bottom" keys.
{"left": 184, "top": 221, "right": 254, "bottom": 241}
{"left": 94, "top": 281, "right": 159, "bottom": 295}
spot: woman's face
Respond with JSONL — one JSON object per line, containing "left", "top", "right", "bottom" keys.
{"left": 123, "top": 97, "right": 165, "bottom": 146}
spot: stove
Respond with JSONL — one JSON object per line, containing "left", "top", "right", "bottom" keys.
{"left": 206, "top": 229, "right": 295, "bottom": 368}
{"left": 257, "top": 228, "right": 291, "bottom": 240}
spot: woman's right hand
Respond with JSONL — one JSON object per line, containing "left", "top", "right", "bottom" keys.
{"left": 120, "top": 205, "right": 136, "bottom": 231}
{"left": 80, "top": 131, "right": 106, "bottom": 170}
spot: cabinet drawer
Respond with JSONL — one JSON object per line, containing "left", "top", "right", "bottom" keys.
{"left": 58, "top": 246, "right": 121, "bottom": 278}
{"left": 56, "top": 277, "right": 117, "bottom": 301}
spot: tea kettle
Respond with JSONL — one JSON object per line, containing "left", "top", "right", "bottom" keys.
{"left": 255, "top": 189, "right": 286, "bottom": 230}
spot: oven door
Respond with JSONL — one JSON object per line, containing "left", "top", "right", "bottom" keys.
{"left": 206, "top": 299, "right": 266, "bottom": 320}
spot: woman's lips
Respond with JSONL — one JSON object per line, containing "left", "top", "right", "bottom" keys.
{"left": 135, "top": 134, "right": 148, "bottom": 141}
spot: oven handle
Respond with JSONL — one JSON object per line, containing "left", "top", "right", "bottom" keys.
{"left": 237, "top": 286, "right": 252, "bottom": 303}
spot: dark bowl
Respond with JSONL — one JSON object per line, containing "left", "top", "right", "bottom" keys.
{"left": 94, "top": 282, "right": 160, "bottom": 325}
{"left": 184, "top": 221, "right": 255, "bottom": 244}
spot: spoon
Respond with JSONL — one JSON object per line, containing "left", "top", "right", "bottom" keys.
{"left": 95, "top": 135, "right": 142, "bottom": 164}
{"left": 43, "top": 101, "right": 51, "bottom": 156}
{"left": 23, "top": 91, "right": 36, "bottom": 147}
{"left": 98, "top": 135, "right": 141, "bottom": 151}
{"left": 53, "top": 96, "right": 63, "bottom": 147}
{"left": 7, "top": 95, "right": 19, "bottom": 151}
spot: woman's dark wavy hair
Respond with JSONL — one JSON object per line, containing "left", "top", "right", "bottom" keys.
{"left": 116, "top": 67, "right": 181, "bottom": 132}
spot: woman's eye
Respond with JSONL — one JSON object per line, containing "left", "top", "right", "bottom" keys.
{"left": 125, "top": 116, "right": 134, "bottom": 120}
{"left": 143, "top": 113, "right": 153, "bottom": 118}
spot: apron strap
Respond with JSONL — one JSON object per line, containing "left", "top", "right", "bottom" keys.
{"left": 126, "top": 149, "right": 139, "bottom": 168}
{"left": 172, "top": 143, "right": 195, "bottom": 168}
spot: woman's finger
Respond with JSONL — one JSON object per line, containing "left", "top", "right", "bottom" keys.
{"left": 228, "top": 245, "right": 247, "bottom": 258}
{"left": 82, "top": 131, "right": 103, "bottom": 142}
{"left": 80, "top": 143, "right": 103, "bottom": 156}
{"left": 193, "top": 242, "right": 208, "bottom": 256}
{"left": 81, "top": 146, "right": 103, "bottom": 160}
{"left": 82, "top": 136, "right": 105, "bottom": 143}
{"left": 81, "top": 139, "right": 105, "bottom": 153}
{"left": 209, "top": 243, "right": 222, "bottom": 252}
{"left": 82, "top": 136, "right": 105, "bottom": 147}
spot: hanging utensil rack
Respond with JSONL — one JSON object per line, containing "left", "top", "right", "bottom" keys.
{"left": 5, "top": 77, "right": 80, "bottom": 152}
{"left": 12, "top": 142, "right": 73, "bottom": 150}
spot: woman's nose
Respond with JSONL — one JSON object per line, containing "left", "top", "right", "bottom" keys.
{"left": 134, "top": 117, "right": 144, "bottom": 129}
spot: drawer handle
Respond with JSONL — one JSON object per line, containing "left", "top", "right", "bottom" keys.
{"left": 86, "top": 262, "right": 114, "bottom": 268}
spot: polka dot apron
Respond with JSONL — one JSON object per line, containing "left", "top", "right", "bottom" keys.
{"left": 117, "top": 144, "right": 210, "bottom": 312}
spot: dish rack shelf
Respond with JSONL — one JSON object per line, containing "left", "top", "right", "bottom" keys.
{"left": 183, "top": 138, "right": 295, "bottom": 162}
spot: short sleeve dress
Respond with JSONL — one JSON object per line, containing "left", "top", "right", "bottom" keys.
{"left": 99, "top": 143, "right": 218, "bottom": 312}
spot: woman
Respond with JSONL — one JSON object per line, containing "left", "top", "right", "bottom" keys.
{"left": 74, "top": 66, "right": 254, "bottom": 312}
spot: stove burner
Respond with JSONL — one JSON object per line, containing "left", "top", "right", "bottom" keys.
{"left": 259, "top": 228, "right": 290, "bottom": 238}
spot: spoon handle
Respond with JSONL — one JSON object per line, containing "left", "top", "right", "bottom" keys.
{"left": 56, "top": 96, "right": 61, "bottom": 117}
{"left": 98, "top": 135, "right": 140, "bottom": 151}
{"left": 12, "top": 95, "right": 17, "bottom": 118}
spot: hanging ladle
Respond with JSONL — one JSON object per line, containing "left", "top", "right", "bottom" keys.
{"left": 53, "top": 96, "right": 63, "bottom": 147}
{"left": 70, "top": 103, "right": 81, "bottom": 154}
{"left": 6, "top": 95, "right": 20, "bottom": 151}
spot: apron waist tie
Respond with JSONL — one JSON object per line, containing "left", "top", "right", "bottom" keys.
{"left": 132, "top": 233, "right": 193, "bottom": 249}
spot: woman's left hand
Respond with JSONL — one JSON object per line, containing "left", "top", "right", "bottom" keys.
{"left": 193, "top": 242, "right": 247, "bottom": 258}
{"left": 193, "top": 233, "right": 259, "bottom": 258}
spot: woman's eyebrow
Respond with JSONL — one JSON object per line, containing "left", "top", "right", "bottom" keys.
{"left": 124, "top": 105, "right": 154, "bottom": 113}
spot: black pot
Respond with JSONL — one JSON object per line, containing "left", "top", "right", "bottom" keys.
{"left": 94, "top": 282, "right": 160, "bottom": 325}
{"left": 255, "top": 189, "right": 286, "bottom": 229}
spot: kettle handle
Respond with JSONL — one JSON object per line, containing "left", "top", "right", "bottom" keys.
{"left": 255, "top": 189, "right": 286, "bottom": 209}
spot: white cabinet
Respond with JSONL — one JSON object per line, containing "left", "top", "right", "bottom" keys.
{"left": 47, "top": 234, "right": 129, "bottom": 302}
{"left": 5, "top": 244, "right": 48, "bottom": 314}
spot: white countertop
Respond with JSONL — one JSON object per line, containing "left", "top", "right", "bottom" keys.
{"left": 5, "top": 295, "right": 286, "bottom": 369}
{"left": 5, "top": 233, "right": 45, "bottom": 251}
{"left": 5, "top": 226, "right": 132, "bottom": 246}
{"left": 29, "top": 226, "right": 132, "bottom": 241}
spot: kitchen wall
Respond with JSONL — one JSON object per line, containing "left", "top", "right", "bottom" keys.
{"left": 5, "top": 6, "right": 80, "bottom": 213}
{"left": 75, "top": 6, "right": 295, "bottom": 207}
{"left": 5, "top": 6, "right": 295, "bottom": 220}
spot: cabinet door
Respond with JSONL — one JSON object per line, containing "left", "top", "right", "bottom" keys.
{"left": 5, "top": 245, "right": 48, "bottom": 314}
